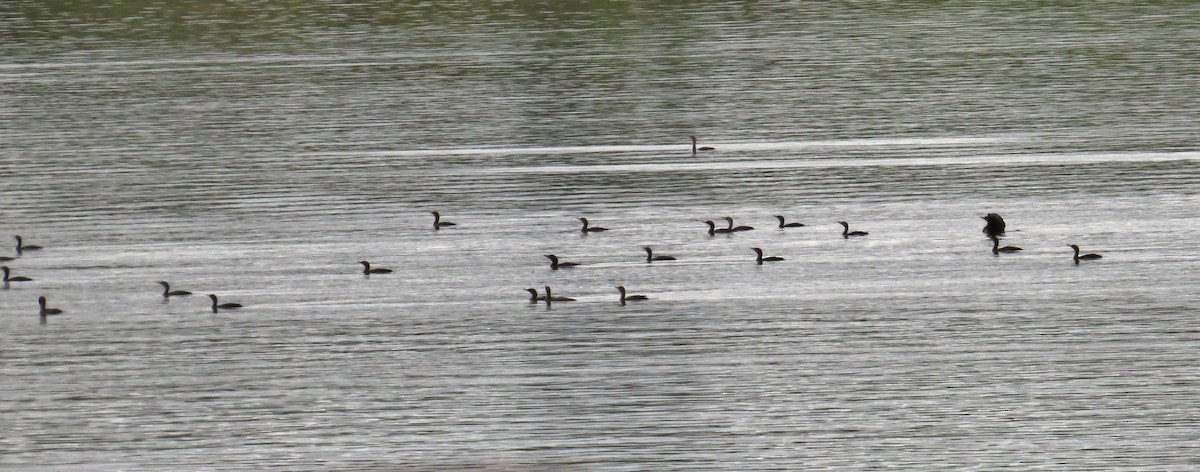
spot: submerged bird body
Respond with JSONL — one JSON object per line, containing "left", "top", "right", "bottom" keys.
{"left": 838, "top": 221, "right": 868, "bottom": 238}
{"left": 774, "top": 215, "right": 804, "bottom": 228}
{"left": 14, "top": 236, "right": 42, "bottom": 254}
{"left": 579, "top": 217, "right": 608, "bottom": 233}
{"left": 616, "top": 285, "right": 648, "bottom": 305}
{"left": 643, "top": 246, "right": 676, "bottom": 262}
{"left": 431, "top": 211, "right": 456, "bottom": 229}
{"left": 990, "top": 236, "right": 1022, "bottom": 254}
{"left": 2, "top": 266, "right": 32, "bottom": 282}
{"left": 359, "top": 260, "right": 393, "bottom": 274}
{"left": 545, "top": 254, "right": 580, "bottom": 270}
{"left": 1069, "top": 244, "right": 1102, "bottom": 263}
{"left": 207, "top": 294, "right": 243, "bottom": 313}
{"left": 157, "top": 281, "right": 192, "bottom": 297}
{"left": 38, "top": 296, "right": 63, "bottom": 316}
{"left": 752, "top": 247, "right": 784, "bottom": 264}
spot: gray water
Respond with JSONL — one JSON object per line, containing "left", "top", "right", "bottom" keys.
{"left": 2, "top": 2, "right": 1199, "bottom": 470}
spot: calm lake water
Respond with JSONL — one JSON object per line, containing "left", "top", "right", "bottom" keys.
{"left": 3, "top": 2, "right": 1199, "bottom": 470}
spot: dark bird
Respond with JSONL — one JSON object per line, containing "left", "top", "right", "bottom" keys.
{"left": 157, "top": 281, "right": 192, "bottom": 297}
{"left": 14, "top": 236, "right": 42, "bottom": 255}
{"left": 1068, "top": 244, "right": 1102, "bottom": 264}
{"left": 527, "top": 287, "right": 574, "bottom": 303}
{"left": 38, "top": 296, "right": 63, "bottom": 316}
{"left": 525, "top": 288, "right": 545, "bottom": 302}
{"left": 838, "top": 221, "right": 868, "bottom": 238}
{"left": 990, "top": 236, "right": 1022, "bottom": 255}
{"left": 981, "top": 213, "right": 1006, "bottom": 237}
{"left": 616, "top": 285, "right": 648, "bottom": 305}
{"left": 543, "top": 285, "right": 574, "bottom": 306}
{"left": 578, "top": 217, "right": 608, "bottom": 233}
{"left": 0, "top": 256, "right": 14, "bottom": 262}
{"left": 2, "top": 266, "right": 32, "bottom": 282}
{"left": 690, "top": 135, "right": 715, "bottom": 154}
{"left": 752, "top": 247, "right": 785, "bottom": 264}
{"left": 722, "top": 216, "right": 754, "bottom": 232}
{"left": 704, "top": 220, "right": 733, "bottom": 235}
{"left": 544, "top": 254, "right": 580, "bottom": 270}
{"left": 774, "top": 215, "right": 805, "bottom": 228}
{"left": 207, "top": 294, "right": 243, "bottom": 313}
{"left": 359, "top": 260, "right": 393, "bottom": 274}
{"left": 643, "top": 246, "right": 676, "bottom": 262}
{"left": 431, "top": 211, "right": 456, "bottom": 229}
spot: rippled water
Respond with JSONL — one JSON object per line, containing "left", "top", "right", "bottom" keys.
{"left": 3, "top": 2, "right": 1199, "bottom": 470}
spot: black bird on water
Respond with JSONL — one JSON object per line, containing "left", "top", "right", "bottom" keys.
{"left": 39, "top": 296, "right": 63, "bottom": 316}
{"left": 207, "top": 294, "right": 243, "bottom": 313}
{"left": 359, "top": 261, "right": 393, "bottom": 274}
{"left": 543, "top": 285, "right": 574, "bottom": 306}
{"left": 544, "top": 254, "right": 580, "bottom": 270}
{"left": 15, "top": 236, "right": 43, "bottom": 255}
{"left": 722, "top": 216, "right": 754, "bottom": 232}
{"left": 838, "top": 221, "right": 868, "bottom": 238}
{"left": 990, "top": 236, "right": 1022, "bottom": 255}
{"left": 578, "top": 217, "right": 608, "bottom": 233}
{"left": 752, "top": 247, "right": 785, "bottom": 264}
{"left": 157, "top": 281, "right": 192, "bottom": 298}
{"left": 2, "top": 266, "right": 32, "bottom": 283}
{"left": 981, "top": 213, "right": 1006, "bottom": 237}
{"left": 643, "top": 246, "right": 676, "bottom": 262}
{"left": 616, "top": 286, "right": 648, "bottom": 305}
{"left": 431, "top": 211, "right": 456, "bottom": 230}
{"left": 1068, "top": 244, "right": 1102, "bottom": 264}
{"left": 526, "top": 287, "right": 575, "bottom": 303}
{"left": 704, "top": 220, "right": 732, "bottom": 236}
{"left": 774, "top": 215, "right": 805, "bottom": 228}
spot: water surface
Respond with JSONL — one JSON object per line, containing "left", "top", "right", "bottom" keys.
{"left": 2, "top": 2, "right": 1199, "bottom": 470}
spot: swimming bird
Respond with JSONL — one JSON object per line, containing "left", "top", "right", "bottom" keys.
{"left": 704, "top": 220, "right": 733, "bottom": 236}
{"left": 643, "top": 246, "right": 676, "bottom": 262}
{"left": 981, "top": 213, "right": 1006, "bottom": 237}
{"left": 543, "top": 285, "right": 574, "bottom": 306}
{"left": 157, "top": 281, "right": 192, "bottom": 297}
{"left": 2, "top": 266, "right": 32, "bottom": 282}
{"left": 38, "top": 296, "right": 63, "bottom": 316}
{"left": 527, "top": 287, "right": 574, "bottom": 302}
{"left": 525, "top": 288, "right": 545, "bottom": 302}
{"left": 774, "top": 215, "right": 805, "bottom": 228}
{"left": 723, "top": 216, "right": 754, "bottom": 232}
{"left": 544, "top": 254, "right": 580, "bottom": 270}
{"left": 431, "top": 211, "right": 456, "bottom": 229}
{"left": 616, "top": 285, "right": 648, "bottom": 305}
{"left": 207, "top": 294, "right": 243, "bottom": 313}
{"left": 838, "top": 221, "right": 868, "bottom": 238}
{"left": 1068, "top": 244, "right": 1102, "bottom": 264}
{"left": 689, "top": 135, "right": 714, "bottom": 154}
{"left": 578, "top": 217, "right": 608, "bottom": 233}
{"left": 990, "top": 236, "right": 1022, "bottom": 255}
{"left": 0, "top": 256, "right": 14, "bottom": 262}
{"left": 359, "top": 260, "right": 393, "bottom": 274}
{"left": 752, "top": 247, "right": 784, "bottom": 264}
{"left": 14, "top": 236, "right": 42, "bottom": 255}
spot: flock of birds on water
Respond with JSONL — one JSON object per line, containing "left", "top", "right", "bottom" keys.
{"left": 4, "top": 209, "right": 1105, "bottom": 323}
{"left": 4, "top": 137, "right": 1108, "bottom": 322}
